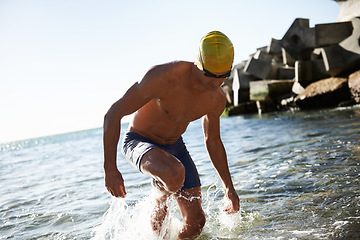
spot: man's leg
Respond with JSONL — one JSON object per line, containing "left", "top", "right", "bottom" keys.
{"left": 140, "top": 148, "right": 186, "bottom": 235}
{"left": 175, "top": 187, "right": 206, "bottom": 239}
{"left": 150, "top": 187, "right": 170, "bottom": 236}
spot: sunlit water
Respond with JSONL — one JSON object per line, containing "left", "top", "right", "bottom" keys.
{"left": 1, "top": 106, "right": 360, "bottom": 239}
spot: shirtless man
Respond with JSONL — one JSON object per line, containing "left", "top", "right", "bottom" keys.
{"left": 103, "top": 31, "right": 240, "bottom": 239}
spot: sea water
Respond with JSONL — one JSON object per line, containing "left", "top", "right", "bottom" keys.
{"left": 1, "top": 106, "right": 360, "bottom": 239}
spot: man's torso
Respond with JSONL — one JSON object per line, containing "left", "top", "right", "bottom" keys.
{"left": 129, "top": 61, "right": 225, "bottom": 145}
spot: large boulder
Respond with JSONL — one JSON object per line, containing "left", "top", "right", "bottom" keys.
{"left": 294, "top": 77, "right": 351, "bottom": 109}
{"left": 349, "top": 70, "right": 360, "bottom": 103}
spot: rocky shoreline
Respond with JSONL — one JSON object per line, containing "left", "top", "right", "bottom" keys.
{"left": 222, "top": 16, "right": 360, "bottom": 116}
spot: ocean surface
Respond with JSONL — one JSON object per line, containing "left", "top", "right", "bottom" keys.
{"left": 1, "top": 106, "right": 360, "bottom": 240}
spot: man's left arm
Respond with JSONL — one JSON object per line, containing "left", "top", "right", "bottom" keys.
{"left": 202, "top": 113, "right": 240, "bottom": 213}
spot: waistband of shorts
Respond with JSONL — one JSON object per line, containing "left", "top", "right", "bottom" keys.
{"left": 124, "top": 131, "right": 183, "bottom": 146}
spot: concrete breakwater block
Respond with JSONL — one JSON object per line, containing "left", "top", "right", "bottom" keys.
{"left": 278, "top": 66, "right": 295, "bottom": 79}
{"left": 321, "top": 44, "right": 360, "bottom": 76}
{"left": 250, "top": 80, "right": 295, "bottom": 101}
{"left": 295, "top": 59, "right": 330, "bottom": 87}
{"left": 281, "top": 18, "right": 315, "bottom": 60}
{"left": 321, "top": 17, "right": 360, "bottom": 76}
{"left": 244, "top": 57, "right": 272, "bottom": 80}
{"left": 315, "top": 21, "right": 353, "bottom": 46}
{"left": 294, "top": 77, "right": 351, "bottom": 109}
{"left": 339, "top": 17, "right": 360, "bottom": 55}
{"left": 282, "top": 48, "right": 296, "bottom": 66}
{"left": 267, "top": 38, "right": 282, "bottom": 55}
{"left": 223, "top": 62, "right": 255, "bottom": 105}
{"left": 223, "top": 16, "right": 360, "bottom": 113}
{"left": 337, "top": 0, "right": 360, "bottom": 22}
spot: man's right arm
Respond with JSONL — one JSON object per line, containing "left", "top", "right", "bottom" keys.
{"left": 103, "top": 83, "right": 154, "bottom": 198}
{"left": 102, "top": 64, "right": 170, "bottom": 198}
{"left": 103, "top": 99, "right": 127, "bottom": 198}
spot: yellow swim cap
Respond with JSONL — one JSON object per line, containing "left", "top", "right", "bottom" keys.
{"left": 196, "top": 31, "right": 234, "bottom": 73}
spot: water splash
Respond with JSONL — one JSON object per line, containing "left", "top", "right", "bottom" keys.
{"left": 200, "top": 181, "right": 264, "bottom": 239}
{"left": 92, "top": 189, "right": 182, "bottom": 240}
{"left": 92, "top": 174, "right": 268, "bottom": 240}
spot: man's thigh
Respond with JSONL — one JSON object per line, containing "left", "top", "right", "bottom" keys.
{"left": 140, "top": 148, "right": 183, "bottom": 176}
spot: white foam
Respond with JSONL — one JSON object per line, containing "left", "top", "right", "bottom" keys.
{"left": 92, "top": 190, "right": 182, "bottom": 240}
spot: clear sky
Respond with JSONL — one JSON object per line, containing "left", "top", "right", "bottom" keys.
{"left": 0, "top": 0, "right": 339, "bottom": 143}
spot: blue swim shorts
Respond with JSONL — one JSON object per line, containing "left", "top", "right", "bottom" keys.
{"left": 122, "top": 131, "right": 201, "bottom": 191}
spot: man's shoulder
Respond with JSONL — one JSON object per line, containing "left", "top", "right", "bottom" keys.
{"left": 146, "top": 61, "right": 193, "bottom": 84}
{"left": 142, "top": 61, "right": 193, "bottom": 90}
{"left": 155, "top": 61, "right": 194, "bottom": 71}
{"left": 166, "top": 60, "right": 193, "bottom": 67}
{"left": 153, "top": 61, "right": 193, "bottom": 73}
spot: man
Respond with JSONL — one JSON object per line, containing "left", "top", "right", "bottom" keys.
{"left": 103, "top": 31, "right": 240, "bottom": 239}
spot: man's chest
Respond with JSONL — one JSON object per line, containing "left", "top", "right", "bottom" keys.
{"left": 155, "top": 93, "right": 213, "bottom": 123}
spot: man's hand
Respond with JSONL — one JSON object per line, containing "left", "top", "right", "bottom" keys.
{"left": 223, "top": 187, "right": 240, "bottom": 214}
{"left": 105, "top": 168, "right": 127, "bottom": 198}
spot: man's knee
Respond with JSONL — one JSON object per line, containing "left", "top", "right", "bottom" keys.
{"left": 164, "top": 162, "right": 185, "bottom": 193}
{"left": 155, "top": 151, "right": 185, "bottom": 193}
{"left": 141, "top": 148, "right": 185, "bottom": 193}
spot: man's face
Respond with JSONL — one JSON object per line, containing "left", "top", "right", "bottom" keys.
{"left": 203, "top": 71, "right": 228, "bottom": 90}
